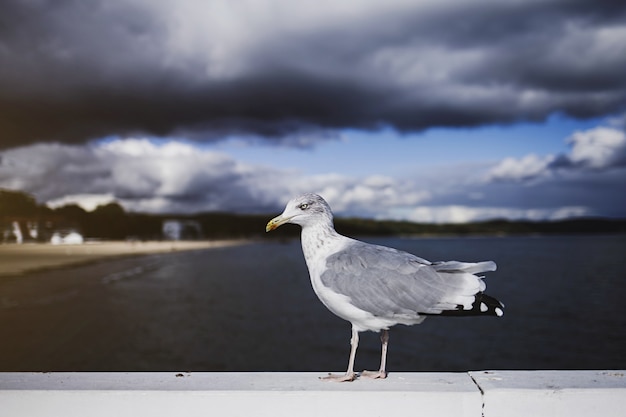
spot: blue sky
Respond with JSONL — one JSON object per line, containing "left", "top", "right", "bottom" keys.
{"left": 1, "top": 1, "right": 625, "bottom": 222}
{"left": 210, "top": 114, "right": 606, "bottom": 177}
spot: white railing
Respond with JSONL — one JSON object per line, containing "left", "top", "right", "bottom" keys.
{"left": 1, "top": 371, "right": 624, "bottom": 417}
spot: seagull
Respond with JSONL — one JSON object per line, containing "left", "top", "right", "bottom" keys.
{"left": 266, "top": 193, "right": 504, "bottom": 382}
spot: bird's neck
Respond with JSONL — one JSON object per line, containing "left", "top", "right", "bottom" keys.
{"left": 300, "top": 222, "right": 347, "bottom": 266}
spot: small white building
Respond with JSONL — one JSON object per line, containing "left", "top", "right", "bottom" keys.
{"left": 2, "top": 221, "right": 25, "bottom": 243}
{"left": 162, "top": 220, "right": 202, "bottom": 240}
{"left": 50, "top": 231, "right": 84, "bottom": 245}
{"left": 12, "top": 221, "right": 23, "bottom": 244}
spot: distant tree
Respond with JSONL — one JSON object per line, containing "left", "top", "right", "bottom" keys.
{"left": 0, "top": 188, "right": 39, "bottom": 216}
{"left": 126, "top": 213, "right": 164, "bottom": 240}
{"left": 51, "top": 204, "right": 89, "bottom": 235}
{"left": 85, "top": 202, "right": 129, "bottom": 239}
{"left": 55, "top": 204, "right": 88, "bottom": 220}
{"left": 92, "top": 202, "right": 126, "bottom": 217}
{"left": 0, "top": 189, "right": 48, "bottom": 242}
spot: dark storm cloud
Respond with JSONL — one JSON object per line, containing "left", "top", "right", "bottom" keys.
{"left": 1, "top": 0, "right": 626, "bottom": 149}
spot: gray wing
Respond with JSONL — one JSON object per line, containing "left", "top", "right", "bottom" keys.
{"left": 320, "top": 241, "right": 493, "bottom": 317}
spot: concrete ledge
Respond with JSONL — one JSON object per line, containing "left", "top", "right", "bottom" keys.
{"left": 0, "top": 372, "right": 482, "bottom": 417}
{"left": 470, "top": 370, "right": 626, "bottom": 417}
{"left": 1, "top": 371, "right": 624, "bottom": 417}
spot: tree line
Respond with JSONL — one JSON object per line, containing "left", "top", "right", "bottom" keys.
{"left": 1, "top": 188, "right": 625, "bottom": 242}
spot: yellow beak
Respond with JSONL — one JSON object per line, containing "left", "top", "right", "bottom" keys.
{"left": 266, "top": 215, "right": 290, "bottom": 232}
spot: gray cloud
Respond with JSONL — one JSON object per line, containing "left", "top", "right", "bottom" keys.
{"left": 1, "top": 0, "right": 625, "bottom": 149}
{"left": 0, "top": 140, "right": 272, "bottom": 213}
{"left": 0, "top": 139, "right": 429, "bottom": 215}
{"left": 2, "top": 127, "right": 625, "bottom": 222}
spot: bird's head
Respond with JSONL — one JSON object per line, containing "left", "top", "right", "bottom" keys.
{"left": 266, "top": 193, "right": 334, "bottom": 232}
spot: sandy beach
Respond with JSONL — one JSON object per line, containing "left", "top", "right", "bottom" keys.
{"left": 0, "top": 240, "right": 248, "bottom": 277}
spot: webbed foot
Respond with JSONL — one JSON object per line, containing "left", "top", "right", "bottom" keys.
{"left": 320, "top": 372, "right": 357, "bottom": 382}
{"left": 360, "top": 370, "right": 387, "bottom": 379}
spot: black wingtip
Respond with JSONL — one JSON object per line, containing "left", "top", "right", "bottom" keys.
{"left": 426, "top": 293, "right": 504, "bottom": 317}
{"left": 475, "top": 292, "right": 505, "bottom": 317}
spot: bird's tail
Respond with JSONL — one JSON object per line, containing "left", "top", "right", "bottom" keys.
{"left": 424, "top": 260, "right": 504, "bottom": 317}
{"left": 435, "top": 292, "right": 504, "bottom": 317}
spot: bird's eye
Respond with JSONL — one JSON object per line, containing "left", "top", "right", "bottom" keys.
{"left": 299, "top": 203, "right": 309, "bottom": 210}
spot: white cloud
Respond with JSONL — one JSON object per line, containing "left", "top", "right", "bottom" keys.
{"left": 98, "top": 138, "right": 244, "bottom": 202}
{"left": 46, "top": 194, "right": 116, "bottom": 211}
{"left": 282, "top": 173, "right": 431, "bottom": 218}
{"left": 401, "top": 205, "right": 591, "bottom": 224}
{"left": 486, "top": 121, "right": 626, "bottom": 183}
{"left": 567, "top": 126, "right": 626, "bottom": 169}
{"left": 487, "top": 154, "right": 555, "bottom": 182}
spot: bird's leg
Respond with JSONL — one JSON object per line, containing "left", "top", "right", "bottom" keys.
{"left": 321, "top": 326, "right": 359, "bottom": 382}
{"left": 361, "top": 329, "right": 389, "bottom": 379}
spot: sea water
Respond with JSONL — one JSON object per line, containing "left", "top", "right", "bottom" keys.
{"left": 1, "top": 235, "right": 624, "bottom": 372}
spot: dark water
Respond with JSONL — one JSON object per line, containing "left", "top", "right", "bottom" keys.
{"left": 1, "top": 235, "right": 625, "bottom": 372}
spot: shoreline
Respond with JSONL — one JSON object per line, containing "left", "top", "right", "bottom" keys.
{"left": 0, "top": 240, "right": 250, "bottom": 277}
